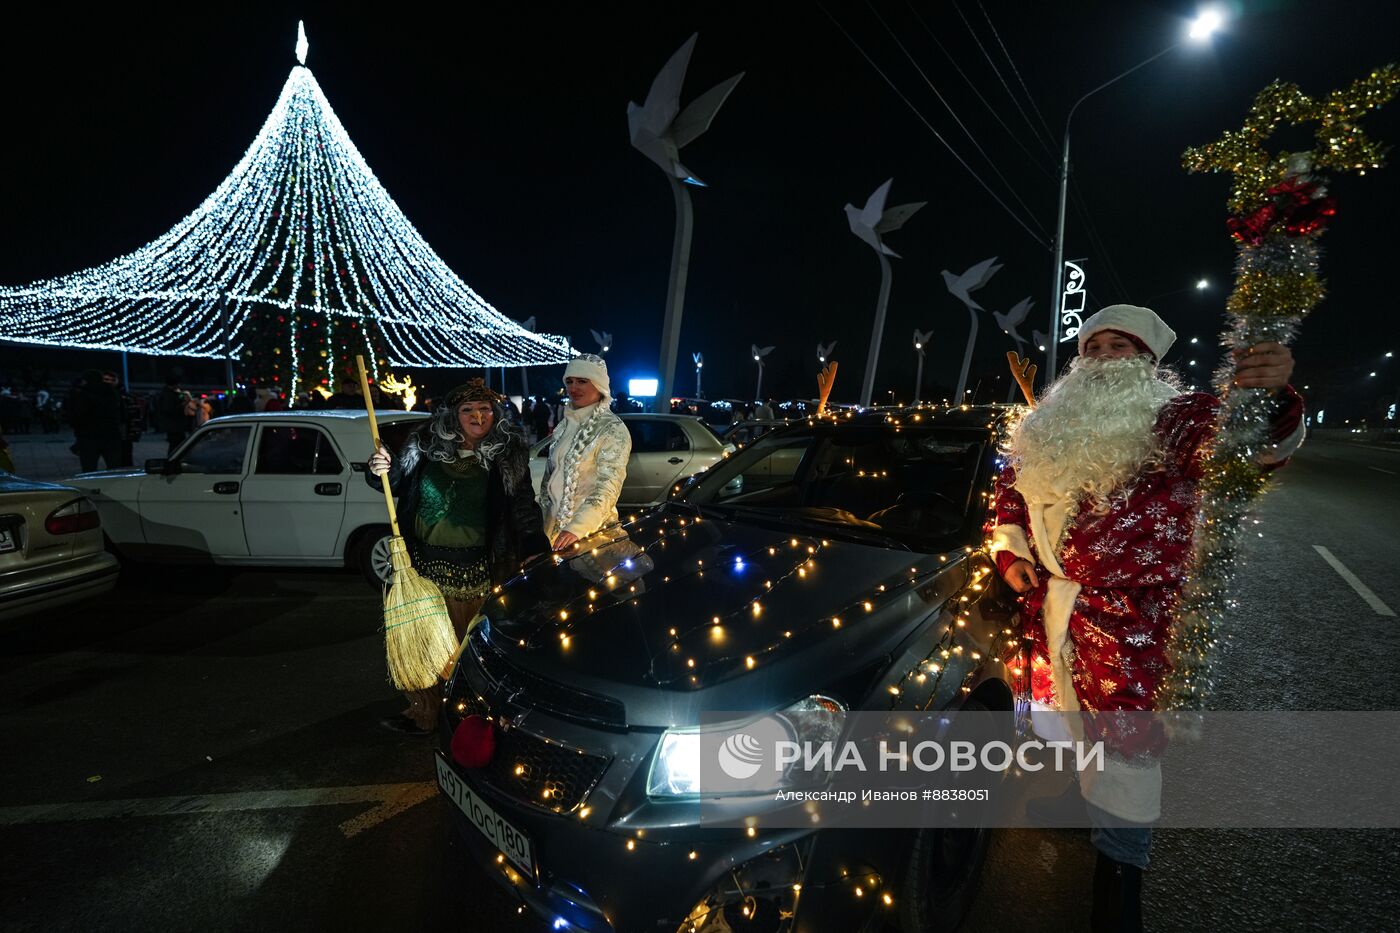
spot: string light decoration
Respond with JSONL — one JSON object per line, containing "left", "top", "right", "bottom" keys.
{"left": 1166, "top": 65, "right": 1399, "bottom": 709}
{"left": 0, "top": 21, "right": 572, "bottom": 398}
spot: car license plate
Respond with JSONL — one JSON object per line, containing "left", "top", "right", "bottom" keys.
{"left": 0, "top": 527, "right": 15, "bottom": 552}
{"left": 435, "top": 752, "right": 535, "bottom": 877}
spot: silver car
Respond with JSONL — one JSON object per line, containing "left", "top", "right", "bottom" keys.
{"left": 529, "top": 413, "right": 727, "bottom": 508}
{"left": 0, "top": 473, "right": 119, "bottom": 620}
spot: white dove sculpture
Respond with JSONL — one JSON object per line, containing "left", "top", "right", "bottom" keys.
{"left": 1032, "top": 330, "right": 1052, "bottom": 353}
{"left": 752, "top": 344, "right": 775, "bottom": 403}
{"left": 993, "top": 298, "right": 1034, "bottom": 401}
{"left": 589, "top": 329, "right": 613, "bottom": 355}
{"left": 627, "top": 34, "right": 744, "bottom": 187}
{"left": 913, "top": 329, "right": 934, "bottom": 404}
{"left": 943, "top": 257, "right": 1004, "bottom": 405}
{"left": 845, "top": 179, "right": 926, "bottom": 407}
{"left": 817, "top": 341, "right": 837, "bottom": 364}
{"left": 693, "top": 352, "right": 704, "bottom": 398}
{"left": 628, "top": 34, "right": 744, "bottom": 411}
{"left": 994, "top": 298, "right": 1034, "bottom": 352}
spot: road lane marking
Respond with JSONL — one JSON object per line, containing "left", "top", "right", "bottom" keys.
{"left": 0, "top": 781, "right": 436, "bottom": 838}
{"left": 1370, "top": 466, "right": 1397, "bottom": 475}
{"left": 1312, "top": 546, "right": 1396, "bottom": 617}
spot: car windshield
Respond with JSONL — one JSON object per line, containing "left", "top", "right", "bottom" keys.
{"left": 680, "top": 422, "right": 989, "bottom": 552}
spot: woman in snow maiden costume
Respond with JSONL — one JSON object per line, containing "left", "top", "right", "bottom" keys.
{"left": 367, "top": 379, "right": 549, "bottom": 734}
{"left": 991, "top": 305, "right": 1303, "bottom": 931}
{"left": 538, "top": 354, "right": 632, "bottom": 552}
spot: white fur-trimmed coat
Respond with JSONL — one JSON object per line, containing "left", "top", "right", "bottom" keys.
{"left": 538, "top": 404, "right": 632, "bottom": 541}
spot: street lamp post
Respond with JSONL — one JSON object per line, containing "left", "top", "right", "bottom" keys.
{"left": 1046, "top": 11, "right": 1222, "bottom": 381}
{"left": 912, "top": 329, "right": 932, "bottom": 404}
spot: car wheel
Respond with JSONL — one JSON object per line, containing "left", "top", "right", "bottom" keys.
{"left": 897, "top": 699, "right": 992, "bottom": 933}
{"left": 352, "top": 527, "right": 394, "bottom": 587}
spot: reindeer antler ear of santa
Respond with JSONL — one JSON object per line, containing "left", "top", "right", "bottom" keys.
{"left": 1006, "top": 351, "right": 1037, "bottom": 407}
{"left": 816, "top": 360, "right": 839, "bottom": 415}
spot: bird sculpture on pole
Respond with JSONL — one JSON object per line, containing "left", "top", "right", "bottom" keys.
{"left": 589, "top": 329, "right": 613, "bottom": 356}
{"left": 992, "top": 297, "right": 1034, "bottom": 401}
{"left": 942, "top": 257, "right": 1004, "bottom": 405}
{"left": 628, "top": 34, "right": 744, "bottom": 409}
{"left": 751, "top": 344, "right": 775, "bottom": 404}
{"left": 844, "top": 179, "right": 925, "bottom": 408}
{"left": 912, "top": 328, "right": 933, "bottom": 404}
{"left": 817, "top": 341, "right": 837, "bottom": 365}
{"left": 693, "top": 352, "right": 704, "bottom": 398}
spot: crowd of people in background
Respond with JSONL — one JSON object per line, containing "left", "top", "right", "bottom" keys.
{"left": 0, "top": 358, "right": 802, "bottom": 478}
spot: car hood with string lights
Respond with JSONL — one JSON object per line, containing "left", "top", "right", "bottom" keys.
{"left": 435, "top": 406, "right": 1027, "bottom": 933}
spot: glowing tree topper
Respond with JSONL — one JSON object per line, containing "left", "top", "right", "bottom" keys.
{"left": 1164, "top": 64, "right": 1399, "bottom": 711}
{"left": 0, "top": 21, "right": 572, "bottom": 398}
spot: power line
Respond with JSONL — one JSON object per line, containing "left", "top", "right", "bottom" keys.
{"left": 863, "top": 0, "right": 1050, "bottom": 239}
{"left": 977, "top": 1, "right": 1059, "bottom": 149}
{"left": 949, "top": 0, "right": 1058, "bottom": 158}
{"left": 903, "top": 0, "right": 1054, "bottom": 178}
{"left": 816, "top": 0, "right": 1051, "bottom": 249}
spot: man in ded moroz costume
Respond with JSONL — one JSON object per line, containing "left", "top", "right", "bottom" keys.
{"left": 991, "top": 304, "right": 1303, "bottom": 931}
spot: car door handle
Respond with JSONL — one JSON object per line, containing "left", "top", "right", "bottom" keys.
{"left": 668, "top": 457, "right": 684, "bottom": 464}
{"left": 315, "top": 482, "right": 343, "bottom": 496}
{"left": 213, "top": 482, "right": 240, "bottom": 495}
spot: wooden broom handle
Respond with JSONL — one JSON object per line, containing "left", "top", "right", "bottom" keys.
{"left": 355, "top": 355, "right": 400, "bottom": 537}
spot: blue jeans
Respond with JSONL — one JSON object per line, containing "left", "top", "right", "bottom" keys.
{"left": 1088, "top": 802, "right": 1152, "bottom": 869}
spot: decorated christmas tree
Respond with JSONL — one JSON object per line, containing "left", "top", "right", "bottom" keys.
{"left": 0, "top": 22, "right": 571, "bottom": 397}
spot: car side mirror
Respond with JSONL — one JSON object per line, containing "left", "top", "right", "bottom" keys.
{"left": 144, "top": 458, "right": 167, "bottom": 474}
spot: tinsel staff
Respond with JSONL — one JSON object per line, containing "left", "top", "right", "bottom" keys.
{"left": 1163, "top": 65, "right": 1398, "bottom": 710}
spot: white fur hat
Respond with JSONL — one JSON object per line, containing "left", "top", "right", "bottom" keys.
{"left": 564, "top": 353, "right": 611, "bottom": 399}
{"left": 1077, "top": 304, "right": 1176, "bottom": 361}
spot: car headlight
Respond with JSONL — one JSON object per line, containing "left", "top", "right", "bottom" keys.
{"left": 646, "top": 695, "right": 846, "bottom": 798}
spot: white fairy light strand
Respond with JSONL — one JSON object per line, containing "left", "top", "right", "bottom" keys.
{"left": 0, "top": 28, "right": 572, "bottom": 397}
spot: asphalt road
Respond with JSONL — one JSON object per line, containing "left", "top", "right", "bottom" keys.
{"left": 1, "top": 435, "right": 1397, "bottom": 932}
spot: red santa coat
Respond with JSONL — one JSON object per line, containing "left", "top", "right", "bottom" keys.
{"left": 991, "top": 388, "right": 1304, "bottom": 715}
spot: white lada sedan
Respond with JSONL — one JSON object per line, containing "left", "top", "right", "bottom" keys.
{"left": 64, "top": 410, "right": 428, "bottom": 585}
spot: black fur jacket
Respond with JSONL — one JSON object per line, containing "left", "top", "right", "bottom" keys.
{"left": 365, "top": 427, "right": 549, "bottom": 587}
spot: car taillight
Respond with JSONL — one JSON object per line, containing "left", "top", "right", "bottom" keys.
{"left": 45, "top": 498, "right": 101, "bottom": 535}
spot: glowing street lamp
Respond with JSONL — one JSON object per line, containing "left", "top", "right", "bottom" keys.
{"left": 912, "top": 329, "right": 932, "bottom": 404}
{"left": 1045, "top": 8, "right": 1224, "bottom": 379}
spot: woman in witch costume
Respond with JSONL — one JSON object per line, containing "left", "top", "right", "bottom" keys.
{"left": 367, "top": 379, "right": 549, "bottom": 734}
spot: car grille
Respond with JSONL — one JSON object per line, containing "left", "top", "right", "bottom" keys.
{"left": 454, "top": 630, "right": 615, "bottom": 814}
{"left": 479, "top": 726, "right": 610, "bottom": 814}
{"left": 472, "top": 631, "right": 626, "bottom": 729}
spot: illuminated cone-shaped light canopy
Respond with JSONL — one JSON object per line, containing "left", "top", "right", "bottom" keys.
{"left": 0, "top": 22, "right": 572, "bottom": 396}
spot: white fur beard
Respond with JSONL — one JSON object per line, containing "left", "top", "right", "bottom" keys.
{"left": 1007, "top": 356, "right": 1181, "bottom": 508}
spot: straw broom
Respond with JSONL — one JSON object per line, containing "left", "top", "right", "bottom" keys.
{"left": 355, "top": 355, "right": 457, "bottom": 691}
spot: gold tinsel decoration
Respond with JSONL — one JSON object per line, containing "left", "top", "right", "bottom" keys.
{"left": 1163, "top": 65, "right": 1397, "bottom": 711}
{"left": 1183, "top": 64, "right": 1400, "bottom": 214}
{"left": 1224, "top": 268, "right": 1327, "bottom": 318}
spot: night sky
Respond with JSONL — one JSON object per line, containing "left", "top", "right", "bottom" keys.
{"left": 1, "top": 2, "right": 1396, "bottom": 416}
